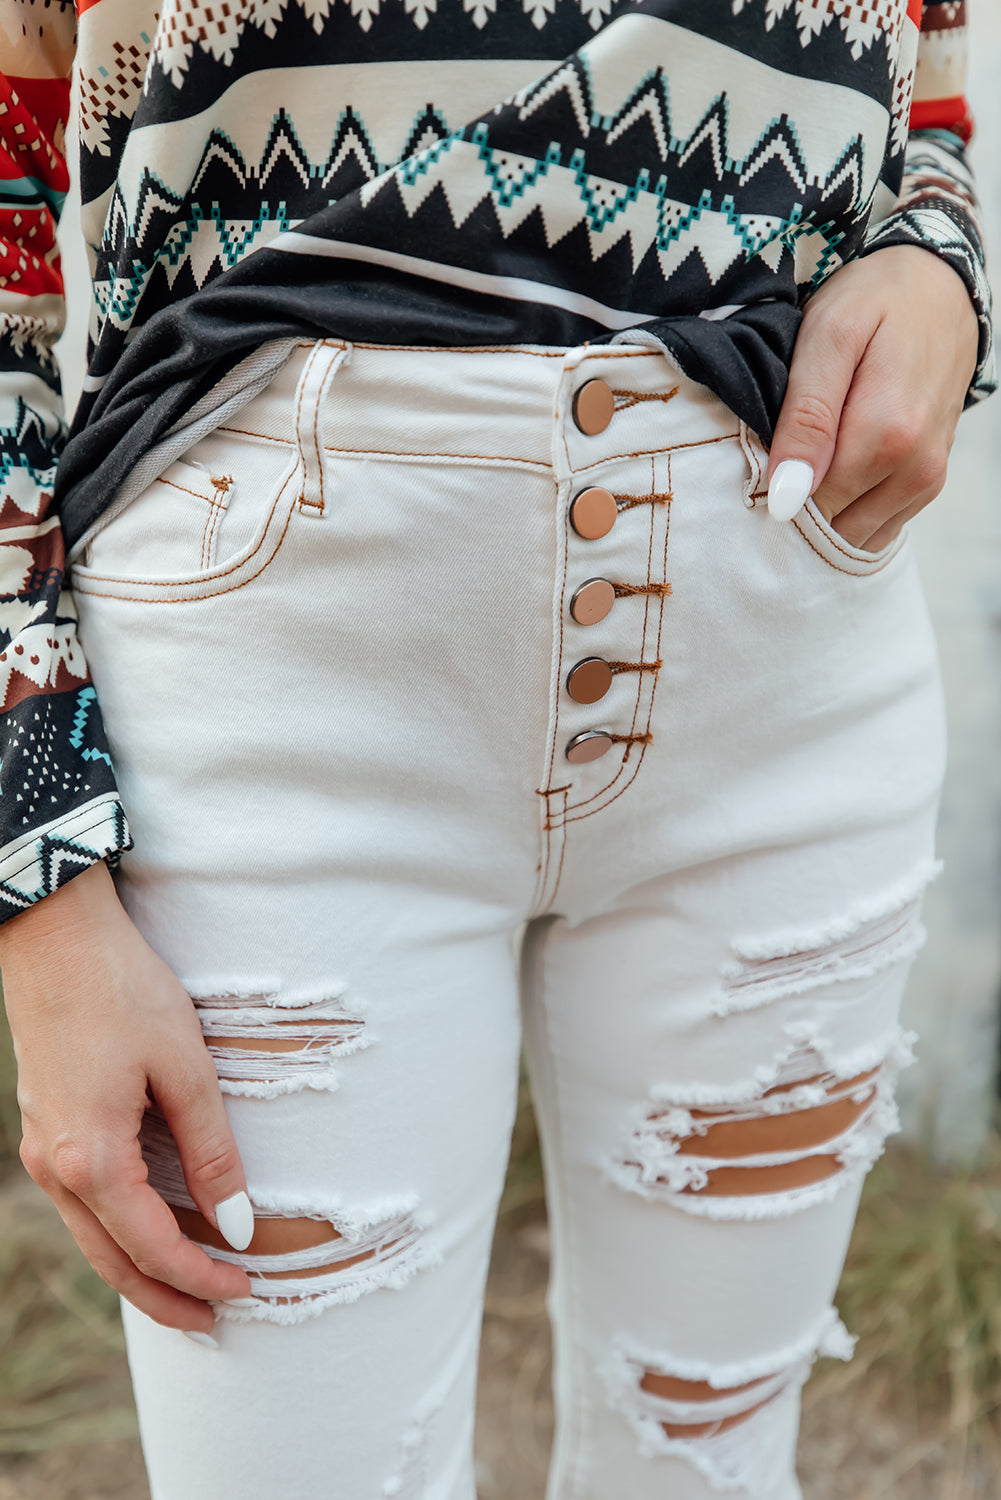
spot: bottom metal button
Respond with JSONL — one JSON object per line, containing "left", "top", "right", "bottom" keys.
{"left": 566, "top": 730, "right": 614, "bottom": 764}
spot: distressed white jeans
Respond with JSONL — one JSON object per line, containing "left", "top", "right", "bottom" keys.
{"left": 71, "top": 338, "right": 946, "bottom": 1500}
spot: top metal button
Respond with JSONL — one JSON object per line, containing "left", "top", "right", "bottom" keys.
{"left": 572, "top": 379, "right": 615, "bottom": 436}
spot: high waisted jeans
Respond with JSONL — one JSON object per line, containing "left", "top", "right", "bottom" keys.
{"left": 71, "top": 338, "right": 946, "bottom": 1500}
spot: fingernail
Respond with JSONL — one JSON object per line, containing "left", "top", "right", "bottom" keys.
{"left": 183, "top": 1330, "right": 220, "bottom": 1350}
{"left": 767, "top": 459, "right": 814, "bottom": 521}
{"left": 215, "top": 1191, "right": 254, "bottom": 1251}
{"left": 224, "top": 1297, "right": 258, "bottom": 1308}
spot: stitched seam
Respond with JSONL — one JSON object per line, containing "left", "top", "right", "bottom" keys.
{"left": 564, "top": 448, "right": 669, "bottom": 822}
{"left": 295, "top": 345, "right": 324, "bottom": 512}
{"left": 549, "top": 785, "right": 569, "bottom": 909}
{"left": 72, "top": 480, "right": 297, "bottom": 600}
{"left": 530, "top": 928, "right": 584, "bottom": 1489}
{"left": 792, "top": 513, "right": 901, "bottom": 576}
{"left": 311, "top": 359, "right": 325, "bottom": 513}
{"left": 307, "top": 341, "right": 651, "bottom": 358}
{"left": 563, "top": 449, "right": 660, "bottom": 815}
{"left": 739, "top": 421, "right": 767, "bottom": 502}
{"left": 568, "top": 430, "right": 740, "bottom": 481}
{"left": 541, "top": 478, "right": 571, "bottom": 809}
{"left": 199, "top": 486, "right": 229, "bottom": 569}
{"left": 73, "top": 465, "right": 297, "bottom": 588}
{"left": 200, "top": 498, "right": 212, "bottom": 569}
{"left": 203, "top": 493, "right": 226, "bottom": 569}
{"left": 215, "top": 427, "right": 299, "bottom": 445}
{"left": 0, "top": 809, "right": 126, "bottom": 885}
{"left": 806, "top": 507, "right": 892, "bottom": 563}
{"left": 160, "top": 477, "right": 218, "bottom": 502}
{"left": 323, "top": 445, "right": 552, "bottom": 469}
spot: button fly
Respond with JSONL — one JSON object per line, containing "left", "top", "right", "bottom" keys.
{"left": 569, "top": 487, "right": 616, "bottom": 540}
{"left": 569, "top": 577, "right": 615, "bottom": 625}
{"left": 566, "top": 730, "right": 613, "bottom": 764}
{"left": 572, "top": 379, "right": 615, "bottom": 435}
{"left": 566, "top": 657, "right": 613, "bottom": 704}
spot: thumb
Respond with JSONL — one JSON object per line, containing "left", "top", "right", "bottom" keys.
{"left": 766, "top": 313, "right": 859, "bottom": 520}
{"left": 153, "top": 1045, "right": 254, "bottom": 1252}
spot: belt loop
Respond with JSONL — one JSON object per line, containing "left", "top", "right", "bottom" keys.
{"left": 293, "top": 340, "right": 351, "bottom": 516}
{"left": 738, "top": 419, "right": 769, "bottom": 509}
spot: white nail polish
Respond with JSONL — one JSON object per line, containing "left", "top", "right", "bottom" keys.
{"left": 183, "top": 1330, "right": 220, "bottom": 1350}
{"left": 767, "top": 459, "right": 814, "bottom": 521}
{"left": 215, "top": 1191, "right": 254, "bottom": 1251}
{"left": 224, "top": 1297, "right": 258, "bottom": 1308}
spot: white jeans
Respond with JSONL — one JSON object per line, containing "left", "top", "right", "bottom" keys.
{"left": 72, "top": 339, "right": 946, "bottom": 1500}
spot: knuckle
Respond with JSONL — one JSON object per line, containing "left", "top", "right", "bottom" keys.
{"left": 19, "top": 1138, "right": 52, "bottom": 1189}
{"left": 914, "top": 446, "right": 949, "bottom": 495}
{"left": 878, "top": 415, "right": 924, "bottom": 468}
{"left": 51, "top": 1139, "right": 100, "bottom": 1198}
{"left": 785, "top": 392, "right": 839, "bottom": 443}
{"left": 132, "top": 1252, "right": 170, "bottom": 1282}
{"left": 185, "top": 1135, "right": 240, "bottom": 1191}
{"left": 89, "top": 1255, "right": 125, "bottom": 1291}
{"left": 825, "top": 315, "right": 867, "bottom": 358}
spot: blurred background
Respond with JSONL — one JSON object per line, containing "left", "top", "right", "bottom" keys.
{"left": 2, "top": 6, "right": 1001, "bottom": 1497}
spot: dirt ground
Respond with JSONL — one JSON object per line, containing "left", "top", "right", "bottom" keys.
{"left": 2, "top": 1176, "right": 1000, "bottom": 1500}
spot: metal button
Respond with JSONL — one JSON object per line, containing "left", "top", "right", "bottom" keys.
{"left": 566, "top": 656, "right": 613, "bottom": 704}
{"left": 566, "top": 730, "right": 613, "bottom": 764}
{"left": 569, "top": 486, "right": 617, "bottom": 540}
{"left": 572, "top": 379, "right": 615, "bottom": 436}
{"left": 569, "top": 577, "right": 615, "bottom": 625}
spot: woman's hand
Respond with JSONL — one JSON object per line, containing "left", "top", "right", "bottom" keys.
{"left": 1, "top": 861, "right": 253, "bottom": 1334}
{"left": 766, "top": 245, "right": 981, "bottom": 550}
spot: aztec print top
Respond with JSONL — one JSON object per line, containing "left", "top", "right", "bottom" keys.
{"left": 0, "top": 0, "right": 995, "bottom": 922}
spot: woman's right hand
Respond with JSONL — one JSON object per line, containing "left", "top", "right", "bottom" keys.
{"left": 0, "top": 861, "right": 253, "bottom": 1333}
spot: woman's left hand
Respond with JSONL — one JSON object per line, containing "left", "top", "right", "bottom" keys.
{"left": 766, "top": 244, "right": 981, "bottom": 551}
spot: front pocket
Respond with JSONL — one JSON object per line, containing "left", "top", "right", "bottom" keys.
{"left": 70, "top": 436, "right": 302, "bottom": 604}
{"left": 738, "top": 423, "right": 906, "bottom": 579}
{"left": 792, "top": 499, "right": 907, "bottom": 578}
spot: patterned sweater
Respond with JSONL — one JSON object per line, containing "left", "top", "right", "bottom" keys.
{"left": 0, "top": 0, "right": 994, "bottom": 922}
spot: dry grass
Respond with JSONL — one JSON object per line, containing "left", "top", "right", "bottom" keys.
{"left": 802, "top": 1143, "right": 1001, "bottom": 1496}
{"left": 0, "top": 1016, "right": 138, "bottom": 1459}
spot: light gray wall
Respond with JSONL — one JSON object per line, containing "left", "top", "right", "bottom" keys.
{"left": 899, "top": 3, "right": 1001, "bottom": 1160}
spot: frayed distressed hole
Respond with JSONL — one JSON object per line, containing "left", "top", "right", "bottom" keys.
{"left": 717, "top": 891, "right": 930, "bottom": 1015}
{"left": 639, "top": 1371, "right": 778, "bottom": 1439}
{"left": 620, "top": 1057, "right": 896, "bottom": 1202}
{"left": 666, "top": 1066, "right": 879, "bottom": 1195}
{"left": 173, "top": 1205, "right": 422, "bottom": 1304}
{"left": 193, "top": 993, "right": 367, "bottom": 1091}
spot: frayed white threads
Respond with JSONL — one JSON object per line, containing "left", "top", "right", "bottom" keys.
{"left": 603, "top": 1313, "right": 854, "bottom": 1492}
{"left": 183, "top": 979, "right": 353, "bottom": 1010}
{"left": 189, "top": 988, "right": 369, "bottom": 1094}
{"left": 610, "top": 1030, "right": 911, "bottom": 1218}
{"left": 715, "top": 901, "right": 927, "bottom": 1017}
{"left": 214, "top": 1236, "right": 440, "bottom": 1327}
{"left": 728, "top": 859, "right": 941, "bottom": 963}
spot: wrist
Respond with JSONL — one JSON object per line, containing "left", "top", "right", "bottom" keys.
{"left": 0, "top": 859, "right": 121, "bottom": 960}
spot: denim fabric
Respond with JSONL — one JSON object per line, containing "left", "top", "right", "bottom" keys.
{"left": 71, "top": 339, "right": 946, "bottom": 1500}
